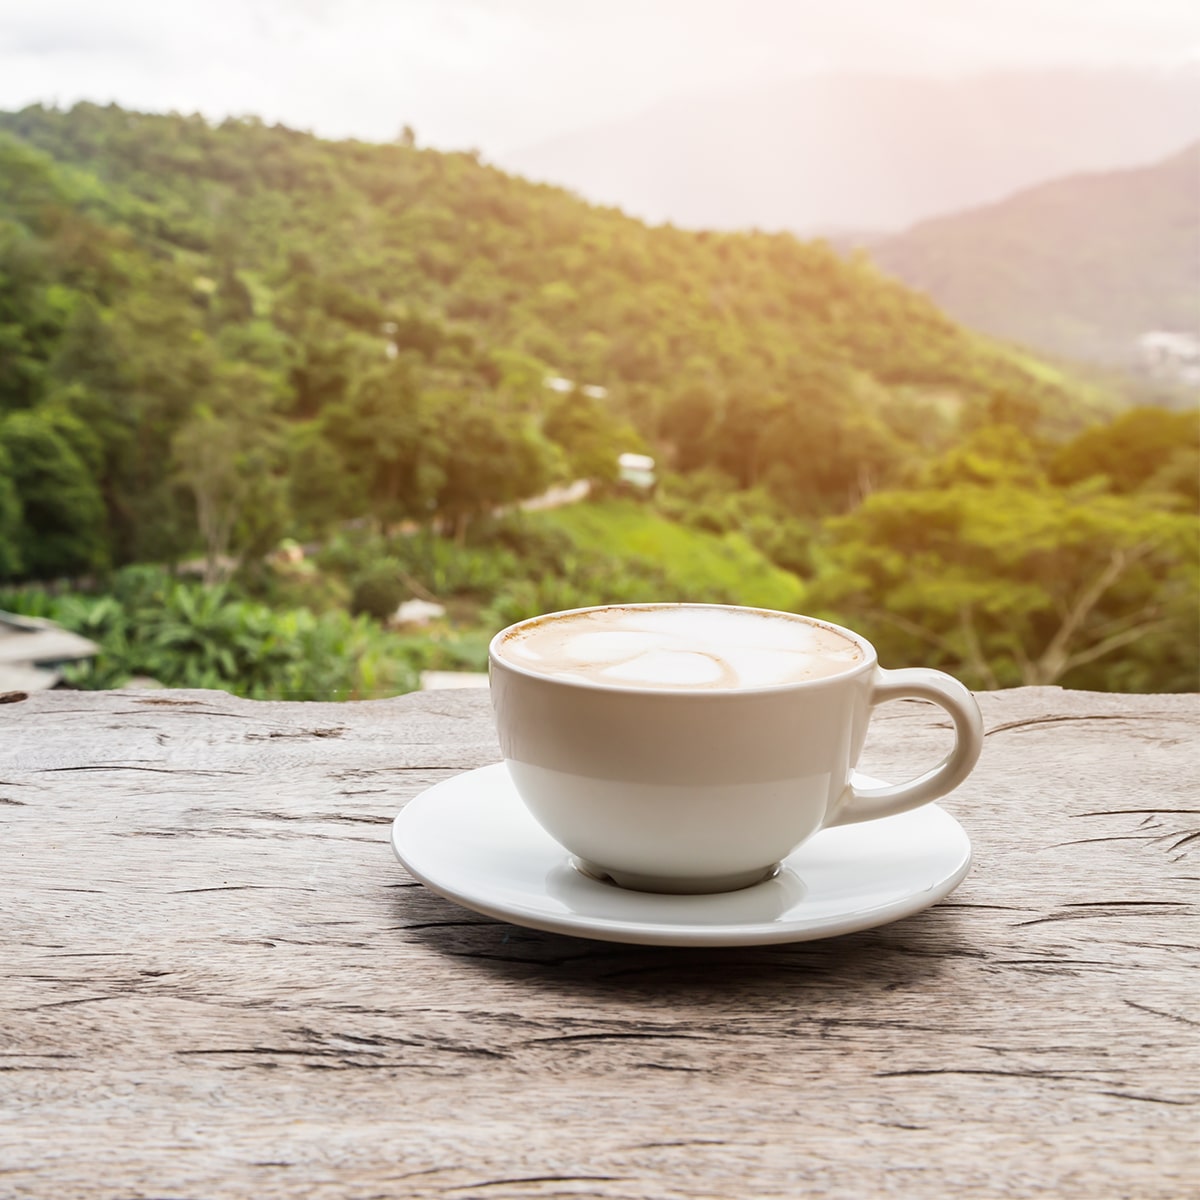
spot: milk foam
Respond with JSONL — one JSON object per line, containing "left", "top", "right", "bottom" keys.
{"left": 499, "top": 607, "right": 863, "bottom": 689}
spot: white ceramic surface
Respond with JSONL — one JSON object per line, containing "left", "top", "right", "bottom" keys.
{"left": 489, "top": 604, "right": 983, "bottom": 893}
{"left": 391, "top": 763, "right": 973, "bottom": 947}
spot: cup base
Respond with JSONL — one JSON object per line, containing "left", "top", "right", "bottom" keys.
{"left": 572, "top": 857, "right": 781, "bottom": 895}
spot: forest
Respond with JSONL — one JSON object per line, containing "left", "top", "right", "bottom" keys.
{"left": 0, "top": 103, "right": 1196, "bottom": 697}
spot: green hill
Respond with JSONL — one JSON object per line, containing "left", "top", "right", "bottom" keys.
{"left": 868, "top": 142, "right": 1200, "bottom": 368}
{"left": 0, "top": 102, "right": 1111, "bottom": 580}
{"left": 531, "top": 500, "right": 805, "bottom": 612}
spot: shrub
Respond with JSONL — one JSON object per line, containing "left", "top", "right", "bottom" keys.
{"left": 350, "top": 564, "right": 406, "bottom": 621}
{"left": 1, "top": 567, "right": 420, "bottom": 700}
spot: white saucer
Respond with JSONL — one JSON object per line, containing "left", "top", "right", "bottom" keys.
{"left": 390, "top": 763, "right": 972, "bottom": 947}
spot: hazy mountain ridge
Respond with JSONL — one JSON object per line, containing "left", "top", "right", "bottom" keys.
{"left": 499, "top": 67, "right": 1200, "bottom": 234}
{"left": 866, "top": 141, "right": 1200, "bottom": 367}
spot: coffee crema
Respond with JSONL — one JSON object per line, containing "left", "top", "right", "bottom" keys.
{"left": 497, "top": 606, "right": 863, "bottom": 690}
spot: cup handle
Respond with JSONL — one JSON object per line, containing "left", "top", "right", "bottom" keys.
{"left": 825, "top": 667, "right": 983, "bottom": 828}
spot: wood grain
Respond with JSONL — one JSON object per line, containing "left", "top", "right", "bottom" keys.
{"left": 0, "top": 686, "right": 1197, "bottom": 1199}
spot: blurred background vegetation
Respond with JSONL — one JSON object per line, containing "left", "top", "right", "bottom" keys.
{"left": 0, "top": 104, "right": 1195, "bottom": 698}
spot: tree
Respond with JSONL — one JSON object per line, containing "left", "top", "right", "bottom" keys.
{"left": 0, "top": 132, "right": 70, "bottom": 232}
{"left": 0, "top": 406, "right": 107, "bottom": 578}
{"left": 0, "top": 219, "right": 60, "bottom": 412}
{"left": 0, "top": 440, "right": 23, "bottom": 577}
{"left": 433, "top": 396, "right": 558, "bottom": 540}
{"left": 659, "top": 383, "right": 722, "bottom": 474}
{"left": 1051, "top": 406, "right": 1200, "bottom": 504}
{"left": 812, "top": 481, "right": 1198, "bottom": 691}
{"left": 543, "top": 389, "right": 638, "bottom": 484}
{"left": 321, "top": 358, "right": 444, "bottom": 530}
{"left": 106, "top": 276, "right": 224, "bottom": 565}
{"left": 172, "top": 364, "right": 287, "bottom": 584}
{"left": 922, "top": 423, "right": 1047, "bottom": 489}
{"left": 285, "top": 419, "right": 361, "bottom": 538}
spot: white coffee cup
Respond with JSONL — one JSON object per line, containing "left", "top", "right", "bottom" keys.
{"left": 489, "top": 603, "right": 983, "bottom": 894}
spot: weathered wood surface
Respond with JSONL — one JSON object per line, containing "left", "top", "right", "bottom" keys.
{"left": 1, "top": 686, "right": 1197, "bottom": 1199}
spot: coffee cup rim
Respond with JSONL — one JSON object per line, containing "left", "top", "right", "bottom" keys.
{"left": 488, "top": 602, "right": 878, "bottom": 696}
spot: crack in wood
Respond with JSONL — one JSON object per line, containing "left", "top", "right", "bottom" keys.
{"left": 523, "top": 1031, "right": 713, "bottom": 1047}
{"left": 1049, "top": 834, "right": 1168, "bottom": 849}
{"left": 437, "top": 950, "right": 596, "bottom": 968}
{"left": 1123, "top": 1000, "right": 1200, "bottom": 1029}
{"left": 114, "top": 827, "right": 384, "bottom": 844}
{"left": 169, "top": 884, "right": 319, "bottom": 894}
{"left": 176, "top": 1038, "right": 507, "bottom": 1061}
{"left": 40, "top": 764, "right": 248, "bottom": 776}
{"left": 625, "top": 1139, "right": 733, "bottom": 1150}
{"left": 245, "top": 727, "right": 346, "bottom": 740}
{"left": 877, "top": 1068, "right": 1106, "bottom": 1083}
{"left": 0, "top": 1052, "right": 78, "bottom": 1059}
{"left": 1100, "top": 1091, "right": 1196, "bottom": 1106}
{"left": 992, "top": 961, "right": 1112, "bottom": 974}
{"left": 0, "top": 1064, "right": 89, "bottom": 1072}
{"left": 445, "top": 1176, "right": 623, "bottom": 1193}
{"left": 1074, "top": 809, "right": 1200, "bottom": 818}
{"left": 985, "top": 714, "right": 1167, "bottom": 736}
{"left": 396, "top": 921, "right": 501, "bottom": 932}
{"left": 1015, "top": 905, "right": 1190, "bottom": 928}
{"left": 18, "top": 995, "right": 114, "bottom": 1012}
{"left": 218, "top": 809, "right": 395, "bottom": 825}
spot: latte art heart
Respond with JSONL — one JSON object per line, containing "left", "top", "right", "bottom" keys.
{"left": 498, "top": 606, "right": 863, "bottom": 690}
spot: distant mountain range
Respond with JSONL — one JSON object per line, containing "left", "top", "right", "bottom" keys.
{"left": 498, "top": 67, "right": 1200, "bottom": 235}
{"left": 865, "top": 142, "right": 1200, "bottom": 367}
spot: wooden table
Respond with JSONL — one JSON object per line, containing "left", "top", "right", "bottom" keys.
{"left": 1, "top": 686, "right": 1197, "bottom": 1198}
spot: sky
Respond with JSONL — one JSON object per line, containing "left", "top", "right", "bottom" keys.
{"left": 1, "top": 0, "right": 1198, "bottom": 156}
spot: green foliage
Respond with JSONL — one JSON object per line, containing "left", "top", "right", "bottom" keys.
{"left": 0, "top": 439, "right": 22, "bottom": 576}
{"left": 388, "top": 626, "right": 491, "bottom": 674}
{"left": 431, "top": 396, "right": 560, "bottom": 536}
{"left": 484, "top": 559, "right": 673, "bottom": 629}
{"left": 0, "top": 567, "right": 419, "bottom": 699}
{"left": 529, "top": 501, "right": 806, "bottom": 613}
{"left": 543, "top": 389, "right": 640, "bottom": 483}
{"left": 0, "top": 405, "right": 107, "bottom": 577}
{"left": 310, "top": 503, "right": 804, "bottom": 643}
{"left": 317, "top": 529, "right": 519, "bottom": 600}
{"left": 1051, "top": 406, "right": 1199, "bottom": 504}
{"left": 350, "top": 563, "right": 406, "bottom": 621}
{"left": 811, "top": 478, "right": 1198, "bottom": 691}
{"left": 171, "top": 368, "right": 290, "bottom": 584}
{"left": 320, "top": 357, "right": 439, "bottom": 528}
{"left": 654, "top": 471, "right": 816, "bottom": 575}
